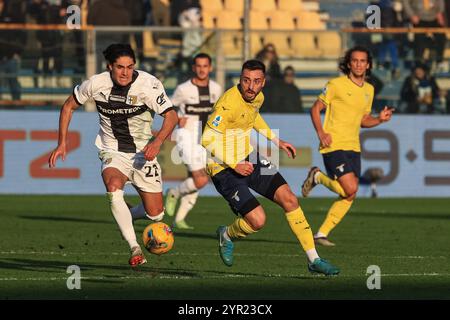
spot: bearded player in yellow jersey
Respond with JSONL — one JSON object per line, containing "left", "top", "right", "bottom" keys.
{"left": 301, "top": 46, "right": 394, "bottom": 247}
{"left": 201, "top": 60, "right": 339, "bottom": 275}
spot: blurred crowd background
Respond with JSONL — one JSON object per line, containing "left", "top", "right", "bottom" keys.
{"left": 1, "top": 0, "right": 450, "bottom": 114}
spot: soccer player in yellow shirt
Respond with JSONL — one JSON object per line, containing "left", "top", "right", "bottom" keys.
{"left": 201, "top": 60, "right": 339, "bottom": 275}
{"left": 301, "top": 46, "right": 394, "bottom": 246}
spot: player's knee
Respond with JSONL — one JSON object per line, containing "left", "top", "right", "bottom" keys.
{"left": 105, "top": 180, "right": 123, "bottom": 193}
{"left": 343, "top": 183, "right": 358, "bottom": 198}
{"left": 193, "top": 175, "right": 208, "bottom": 189}
{"left": 247, "top": 214, "right": 266, "bottom": 231}
{"left": 283, "top": 191, "right": 299, "bottom": 211}
{"left": 345, "top": 192, "right": 357, "bottom": 201}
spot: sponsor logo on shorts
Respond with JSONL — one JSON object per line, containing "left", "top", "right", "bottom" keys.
{"left": 336, "top": 164, "right": 345, "bottom": 173}
{"left": 231, "top": 190, "right": 240, "bottom": 202}
{"left": 104, "top": 158, "right": 112, "bottom": 165}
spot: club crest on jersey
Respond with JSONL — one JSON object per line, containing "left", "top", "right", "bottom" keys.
{"left": 322, "top": 86, "right": 327, "bottom": 95}
{"left": 127, "top": 95, "right": 137, "bottom": 105}
{"left": 212, "top": 115, "right": 222, "bottom": 127}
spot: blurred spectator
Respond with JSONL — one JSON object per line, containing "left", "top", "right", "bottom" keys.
{"left": 367, "top": 73, "right": 385, "bottom": 112}
{"left": 171, "top": 0, "right": 202, "bottom": 83}
{"left": 125, "top": 0, "right": 146, "bottom": 63}
{"left": 0, "top": 0, "right": 26, "bottom": 100}
{"left": 279, "top": 66, "right": 303, "bottom": 113}
{"left": 88, "top": 0, "right": 131, "bottom": 72}
{"left": 262, "top": 66, "right": 303, "bottom": 113}
{"left": 403, "top": 0, "right": 446, "bottom": 71}
{"left": 62, "top": 0, "right": 85, "bottom": 73}
{"left": 400, "top": 63, "right": 441, "bottom": 113}
{"left": 255, "top": 43, "right": 282, "bottom": 82}
{"left": 376, "top": 0, "right": 401, "bottom": 78}
{"left": 29, "top": 0, "right": 65, "bottom": 85}
{"left": 170, "top": 0, "right": 200, "bottom": 27}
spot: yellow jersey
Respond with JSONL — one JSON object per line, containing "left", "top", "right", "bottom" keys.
{"left": 201, "top": 85, "right": 276, "bottom": 176}
{"left": 318, "top": 75, "right": 374, "bottom": 153}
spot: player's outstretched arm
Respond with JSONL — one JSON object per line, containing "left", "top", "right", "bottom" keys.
{"left": 143, "top": 109, "right": 178, "bottom": 161}
{"left": 361, "top": 106, "right": 394, "bottom": 128}
{"left": 273, "top": 138, "right": 296, "bottom": 159}
{"left": 48, "top": 95, "right": 80, "bottom": 168}
{"left": 311, "top": 99, "right": 332, "bottom": 148}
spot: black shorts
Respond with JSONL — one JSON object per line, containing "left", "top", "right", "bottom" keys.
{"left": 322, "top": 150, "right": 361, "bottom": 180}
{"left": 211, "top": 153, "right": 287, "bottom": 216}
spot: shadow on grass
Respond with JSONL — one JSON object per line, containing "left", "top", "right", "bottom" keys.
{"left": 18, "top": 215, "right": 113, "bottom": 224}
{"left": 352, "top": 212, "right": 450, "bottom": 221}
{"left": 171, "top": 231, "right": 296, "bottom": 245}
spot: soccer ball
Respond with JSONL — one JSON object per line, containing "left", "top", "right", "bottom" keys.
{"left": 142, "top": 222, "right": 174, "bottom": 255}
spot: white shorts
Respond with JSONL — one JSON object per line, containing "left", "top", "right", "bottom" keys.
{"left": 98, "top": 150, "right": 163, "bottom": 193}
{"left": 176, "top": 128, "right": 206, "bottom": 172}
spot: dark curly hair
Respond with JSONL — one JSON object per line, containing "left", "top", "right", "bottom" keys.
{"left": 103, "top": 43, "right": 136, "bottom": 65}
{"left": 338, "top": 45, "right": 373, "bottom": 76}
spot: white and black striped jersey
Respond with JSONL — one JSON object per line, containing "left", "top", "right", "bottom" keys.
{"left": 73, "top": 70, "right": 174, "bottom": 153}
{"left": 171, "top": 79, "right": 222, "bottom": 140}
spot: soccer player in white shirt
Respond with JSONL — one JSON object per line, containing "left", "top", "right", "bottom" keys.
{"left": 165, "top": 53, "right": 222, "bottom": 229}
{"left": 48, "top": 44, "right": 178, "bottom": 267}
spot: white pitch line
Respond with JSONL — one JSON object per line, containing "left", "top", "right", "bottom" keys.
{"left": 0, "top": 272, "right": 450, "bottom": 282}
{"left": 0, "top": 251, "right": 447, "bottom": 260}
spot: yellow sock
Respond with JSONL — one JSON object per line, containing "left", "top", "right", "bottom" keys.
{"left": 285, "top": 207, "right": 315, "bottom": 251}
{"left": 316, "top": 172, "right": 347, "bottom": 198}
{"left": 318, "top": 198, "right": 353, "bottom": 236}
{"left": 227, "top": 217, "right": 257, "bottom": 239}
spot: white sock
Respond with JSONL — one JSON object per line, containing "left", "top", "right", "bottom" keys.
{"left": 315, "top": 232, "right": 327, "bottom": 239}
{"left": 130, "top": 203, "right": 149, "bottom": 221}
{"left": 306, "top": 248, "right": 320, "bottom": 263}
{"left": 176, "top": 177, "right": 197, "bottom": 196}
{"left": 313, "top": 171, "right": 320, "bottom": 184}
{"left": 222, "top": 228, "right": 231, "bottom": 241}
{"left": 175, "top": 191, "right": 199, "bottom": 223}
{"left": 108, "top": 190, "right": 139, "bottom": 249}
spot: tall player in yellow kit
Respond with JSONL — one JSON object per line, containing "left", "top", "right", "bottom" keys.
{"left": 301, "top": 46, "right": 394, "bottom": 246}
{"left": 201, "top": 60, "right": 339, "bottom": 275}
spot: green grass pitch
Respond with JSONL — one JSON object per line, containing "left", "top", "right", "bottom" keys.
{"left": 0, "top": 195, "right": 449, "bottom": 299}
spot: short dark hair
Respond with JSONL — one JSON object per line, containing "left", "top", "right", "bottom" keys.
{"left": 284, "top": 65, "right": 295, "bottom": 74}
{"left": 241, "top": 59, "right": 266, "bottom": 74}
{"left": 193, "top": 53, "right": 212, "bottom": 65}
{"left": 338, "top": 45, "right": 372, "bottom": 76}
{"left": 103, "top": 43, "right": 136, "bottom": 65}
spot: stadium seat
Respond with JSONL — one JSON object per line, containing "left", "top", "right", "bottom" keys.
{"left": 317, "top": 31, "right": 342, "bottom": 58}
{"left": 251, "top": 33, "right": 265, "bottom": 56}
{"left": 142, "top": 31, "right": 159, "bottom": 58}
{"left": 295, "top": 11, "right": 326, "bottom": 30}
{"left": 221, "top": 32, "right": 243, "bottom": 57}
{"left": 269, "top": 11, "right": 296, "bottom": 30}
{"left": 151, "top": 0, "right": 170, "bottom": 26}
{"left": 249, "top": 11, "right": 269, "bottom": 30}
{"left": 216, "top": 11, "right": 242, "bottom": 29}
{"left": 263, "top": 32, "right": 294, "bottom": 57}
{"left": 278, "top": 0, "right": 303, "bottom": 11}
{"left": 224, "top": 0, "right": 244, "bottom": 13}
{"left": 250, "top": 0, "right": 276, "bottom": 12}
{"left": 202, "top": 11, "right": 217, "bottom": 29}
{"left": 200, "top": 0, "right": 223, "bottom": 13}
{"left": 291, "top": 32, "right": 322, "bottom": 58}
